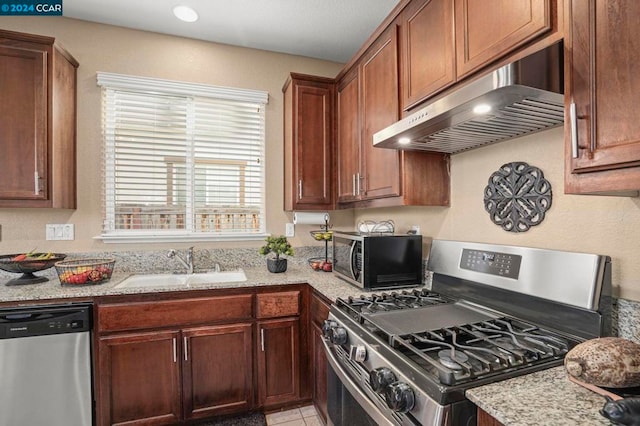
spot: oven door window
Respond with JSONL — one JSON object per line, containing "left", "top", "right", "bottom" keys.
{"left": 327, "top": 362, "right": 379, "bottom": 426}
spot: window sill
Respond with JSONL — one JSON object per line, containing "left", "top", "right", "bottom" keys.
{"left": 95, "top": 232, "right": 270, "bottom": 244}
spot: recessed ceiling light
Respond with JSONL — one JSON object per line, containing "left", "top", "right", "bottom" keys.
{"left": 398, "top": 137, "right": 411, "bottom": 145}
{"left": 473, "top": 104, "right": 492, "bottom": 114}
{"left": 173, "top": 5, "right": 198, "bottom": 22}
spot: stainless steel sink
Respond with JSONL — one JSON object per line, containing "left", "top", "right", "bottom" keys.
{"left": 114, "top": 270, "right": 247, "bottom": 289}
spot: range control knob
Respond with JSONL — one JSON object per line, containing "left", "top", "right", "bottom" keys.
{"left": 329, "top": 326, "right": 348, "bottom": 345}
{"left": 385, "top": 382, "right": 415, "bottom": 413}
{"left": 349, "top": 345, "right": 367, "bottom": 362}
{"left": 369, "top": 367, "right": 396, "bottom": 393}
{"left": 321, "top": 320, "right": 337, "bottom": 338}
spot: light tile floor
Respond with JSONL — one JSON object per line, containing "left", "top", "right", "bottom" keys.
{"left": 265, "top": 405, "right": 322, "bottom": 426}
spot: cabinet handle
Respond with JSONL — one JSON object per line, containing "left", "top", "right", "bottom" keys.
{"left": 34, "top": 171, "right": 40, "bottom": 195}
{"left": 298, "top": 180, "right": 303, "bottom": 200}
{"left": 570, "top": 102, "right": 578, "bottom": 159}
{"left": 352, "top": 174, "right": 356, "bottom": 196}
{"left": 260, "top": 328, "right": 265, "bottom": 352}
{"left": 172, "top": 337, "right": 177, "bottom": 363}
{"left": 183, "top": 336, "right": 188, "bottom": 361}
{"left": 356, "top": 173, "right": 361, "bottom": 196}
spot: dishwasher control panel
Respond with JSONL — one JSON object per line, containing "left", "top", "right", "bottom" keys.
{"left": 0, "top": 304, "right": 92, "bottom": 339}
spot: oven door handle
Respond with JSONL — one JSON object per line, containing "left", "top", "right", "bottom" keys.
{"left": 322, "top": 338, "right": 398, "bottom": 426}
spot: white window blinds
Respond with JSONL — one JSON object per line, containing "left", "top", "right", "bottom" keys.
{"left": 97, "top": 72, "right": 268, "bottom": 242}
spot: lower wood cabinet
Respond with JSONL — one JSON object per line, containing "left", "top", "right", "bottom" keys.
{"left": 310, "top": 290, "right": 331, "bottom": 423}
{"left": 97, "top": 324, "right": 254, "bottom": 426}
{"left": 257, "top": 318, "right": 300, "bottom": 408}
{"left": 95, "top": 286, "right": 307, "bottom": 425}
{"left": 98, "top": 330, "right": 182, "bottom": 426}
{"left": 182, "top": 324, "right": 253, "bottom": 419}
{"left": 477, "top": 407, "right": 505, "bottom": 426}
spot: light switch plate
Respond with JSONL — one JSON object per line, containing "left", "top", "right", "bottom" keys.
{"left": 46, "top": 224, "right": 75, "bottom": 241}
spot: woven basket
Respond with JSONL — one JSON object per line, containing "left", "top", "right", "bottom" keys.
{"left": 55, "top": 258, "right": 115, "bottom": 285}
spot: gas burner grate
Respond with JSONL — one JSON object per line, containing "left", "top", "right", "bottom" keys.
{"left": 393, "top": 317, "right": 574, "bottom": 386}
{"left": 339, "top": 289, "right": 452, "bottom": 317}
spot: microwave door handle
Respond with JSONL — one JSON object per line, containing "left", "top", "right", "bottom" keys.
{"left": 322, "top": 338, "right": 397, "bottom": 426}
{"left": 349, "top": 241, "right": 358, "bottom": 280}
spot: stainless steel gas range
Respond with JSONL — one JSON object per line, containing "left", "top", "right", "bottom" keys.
{"left": 322, "top": 240, "right": 612, "bottom": 426}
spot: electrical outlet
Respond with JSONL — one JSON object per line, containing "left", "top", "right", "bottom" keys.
{"left": 285, "top": 223, "right": 295, "bottom": 237}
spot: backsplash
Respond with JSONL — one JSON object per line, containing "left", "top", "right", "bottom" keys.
{"left": 613, "top": 298, "right": 640, "bottom": 343}
{"left": 0, "top": 246, "right": 328, "bottom": 279}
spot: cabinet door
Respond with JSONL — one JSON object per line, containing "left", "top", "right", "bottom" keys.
{"left": 310, "top": 292, "right": 330, "bottom": 423}
{"left": 400, "top": 0, "right": 456, "bottom": 110}
{"left": 478, "top": 407, "right": 505, "bottom": 426}
{"left": 257, "top": 318, "right": 300, "bottom": 408}
{"left": 455, "top": 0, "right": 551, "bottom": 77}
{"left": 566, "top": 0, "right": 640, "bottom": 193}
{"left": 336, "top": 69, "right": 361, "bottom": 202}
{"left": 284, "top": 76, "right": 334, "bottom": 210}
{"left": 360, "top": 26, "right": 401, "bottom": 200}
{"left": 182, "top": 324, "right": 253, "bottom": 420}
{"left": 0, "top": 42, "right": 48, "bottom": 202}
{"left": 311, "top": 324, "right": 328, "bottom": 423}
{"left": 98, "top": 331, "right": 181, "bottom": 426}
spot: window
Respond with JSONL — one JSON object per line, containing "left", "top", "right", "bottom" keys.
{"left": 97, "top": 72, "right": 268, "bottom": 242}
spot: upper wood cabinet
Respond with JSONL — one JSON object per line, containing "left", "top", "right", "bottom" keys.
{"left": 400, "top": 0, "right": 456, "bottom": 110}
{"left": 565, "top": 0, "right": 640, "bottom": 194}
{"left": 0, "top": 29, "right": 78, "bottom": 208}
{"left": 283, "top": 73, "right": 334, "bottom": 211}
{"left": 336, "top": 68, "right": 361, "bottom": 203}
{"left": 336, "top": 27, "right": 402, "bottom": 203}
{"left": 336, "top": 25, "right": 451, "bottom": 207}
{"left": 454, "top": 0, "right": 552, "bottom": 78}
{"left": 360, "top": 25, "right": 403, "bottom": 200}
{"left": 399, "top": 0, "right": 561, "bottom": 112}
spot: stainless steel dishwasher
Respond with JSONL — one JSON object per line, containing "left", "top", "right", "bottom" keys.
{"left": 0, "top": 303, "right": 93, "bottom": 426}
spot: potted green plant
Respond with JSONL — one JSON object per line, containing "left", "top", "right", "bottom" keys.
{"left": 259, "top": 235, "right": 294, "bottom": 273}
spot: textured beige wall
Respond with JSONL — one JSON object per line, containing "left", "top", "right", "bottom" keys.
{"left": 355, "top": 127, "right": 640, "bottom": 301}
{"left": 0, "top": 17, "right": 352, "bottom": 254}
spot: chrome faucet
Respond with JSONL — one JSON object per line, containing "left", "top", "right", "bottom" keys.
{"left": 167, "top": 247, "right": 194, "bottom": 274}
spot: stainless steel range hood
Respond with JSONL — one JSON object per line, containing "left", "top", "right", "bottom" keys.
{"left": 373, "top": 43, "right": 564, "bottom": 154}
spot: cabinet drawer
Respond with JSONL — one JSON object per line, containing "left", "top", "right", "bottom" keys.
{"left": 310, "top": 292, "right": 331, "bottom": 328}
{"left": 97, "top": 294, "right": 253, "bottom": 333}
{"left": 256, "top": 291, "right": 300, "bottom": 319}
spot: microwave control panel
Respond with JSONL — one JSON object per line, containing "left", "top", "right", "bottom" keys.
{"left": 460, "top": 249, "right": 521, "bottom": 279}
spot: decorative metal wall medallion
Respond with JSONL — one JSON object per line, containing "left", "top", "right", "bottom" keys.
{"left": 483, "top": 162, "right": 552, "bottom": 232}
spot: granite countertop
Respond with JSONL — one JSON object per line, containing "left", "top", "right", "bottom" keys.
{"left": 0, "top": 264, "right": 368, "bottom": 304}
{"left": 0, "top": 265, "right": 617, "bottom": 425}
{"left": 467, "top": 367, "right": 613, "bottom": 426}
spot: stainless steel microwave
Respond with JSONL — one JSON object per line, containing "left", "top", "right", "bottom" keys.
{"left": 332, "top": 231, "right": 423, "bottom": 290}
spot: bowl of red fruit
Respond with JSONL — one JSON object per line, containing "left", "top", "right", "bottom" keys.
{"left": 308, "top": 257, "right": 333, "bottom": 272}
